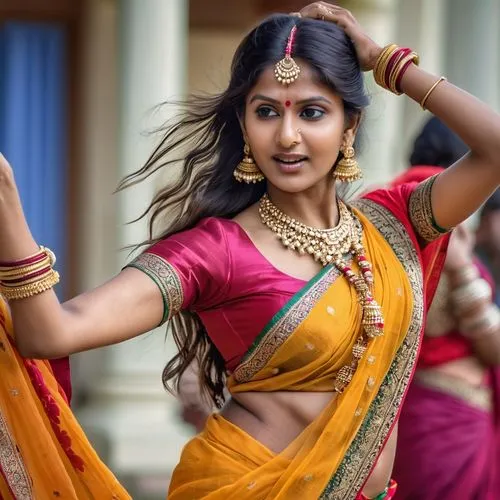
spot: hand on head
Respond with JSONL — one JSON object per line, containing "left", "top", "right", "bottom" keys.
{"left": 292, "top": 2, "right": 383, "bottom": 71}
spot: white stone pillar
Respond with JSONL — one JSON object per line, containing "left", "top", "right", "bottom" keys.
{"left": 71, "top": 0, "right": 120, "bottom": 399}
{"left": 445, "top": 0, "right": 499, "bottom": 111}
{"left": 395, "top": 0, "right": 447, "bottom": 170}
{"left": 77, "top": 0, "right": 191, "bottom": 497}
{"left": 343, "top": 0, "right": 403, "bottom": 185}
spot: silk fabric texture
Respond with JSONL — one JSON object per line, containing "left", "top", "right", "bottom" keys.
{"left": 161, "top": 184, "right": 449, "bottom": 499}
{"left": 0, "top": 300, "right": 130, "bottom": 499}
{"left": 0, "top": 180, "right": 448, "bottom": 499}
{"left": 168, "top": 207, "right": 415, "bottom": 499}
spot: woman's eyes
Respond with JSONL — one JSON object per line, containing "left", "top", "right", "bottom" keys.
{"left": 300, "top": 108, "right": 325, "bottom": 120}
{"left": 256, "top": 106, "right": 278, "bottom": 118}
{"left": 255, "top": 106, "right": 325, "bottom": 120}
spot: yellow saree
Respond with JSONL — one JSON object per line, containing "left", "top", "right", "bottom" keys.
{"left": 168, "top": 201, "right": 429, "bottom": 500}
{"left": 0, "top": 300, "right": 130, "bottom": 499}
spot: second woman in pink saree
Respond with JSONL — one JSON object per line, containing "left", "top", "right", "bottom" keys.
{"left": 392, "top": 168, "right": 500, "bottom": 498}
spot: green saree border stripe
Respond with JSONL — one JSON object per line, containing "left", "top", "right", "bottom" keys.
{"left": 320, "top": 199, "right": 424, "bottom": 499}
{"left": 125, "top": 253, "right": 184, "bottom": 325}
{"left": 243, "top": 264, "right": 332, "bottom": 361}
{"left": 126, "top": 263, "right": 170, "bottom": 324}
{"left": 233, "top": 263, "right": 345, "bottom": 383}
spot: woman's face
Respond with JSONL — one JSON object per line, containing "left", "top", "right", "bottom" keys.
{"left": 243, "top": 61, "right": 357, "bottom": 194}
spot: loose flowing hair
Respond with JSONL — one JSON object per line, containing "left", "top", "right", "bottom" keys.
{"left": 119, "top": 14, "right": 369, "bottom": 408}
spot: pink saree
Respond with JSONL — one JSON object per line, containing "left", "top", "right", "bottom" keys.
{"left": 393, "top": 263, "right": 500, "bottom": 499}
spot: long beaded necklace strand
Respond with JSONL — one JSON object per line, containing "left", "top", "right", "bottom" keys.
{"left": 258, "top": 194, "right": 385, "bottom": 393}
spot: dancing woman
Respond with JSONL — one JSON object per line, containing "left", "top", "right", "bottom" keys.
{"left": 2, "top": 2, "right": 500, "bottom": 498}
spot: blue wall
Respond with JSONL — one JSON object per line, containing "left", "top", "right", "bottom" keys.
{"left": 0, "top": 21, "right": 67, "bottom": 293}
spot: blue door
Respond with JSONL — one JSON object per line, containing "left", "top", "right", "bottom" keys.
{"left": 0, "top": 21, "right": 67, "bottom": 295}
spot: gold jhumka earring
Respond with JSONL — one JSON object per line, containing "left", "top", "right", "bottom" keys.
{"left": 233, "top": 143, "right": 265, "bottom": 184}
{"left": 333, "top": 144, "right": 363, "bottom": 182}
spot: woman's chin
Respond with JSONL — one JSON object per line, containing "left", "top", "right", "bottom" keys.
{"left": 265, "top": 177, "right": 322, "bottom": 194}
{"left": 264, "top": 172, "right": 333, "bottom": 194}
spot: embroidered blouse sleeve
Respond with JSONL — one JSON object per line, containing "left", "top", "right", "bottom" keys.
{"left": 124, "top": 218, "right": 230, "bottom": 324}
{"left": 362, "top": 179, "right": 452, "bottom": 246}
{"left": 407, "top": 174, "right": 452, "bottom": 243}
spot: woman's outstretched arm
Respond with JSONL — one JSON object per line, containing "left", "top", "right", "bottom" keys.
{"left": 0, "top": 154, "right": 164, "bottom": 359}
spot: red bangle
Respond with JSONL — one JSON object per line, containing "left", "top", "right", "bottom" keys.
{"left": 384, "top": 48, "right": 411, "bottom": 89}
{"left": 1, "top": 266, "right": 52, "bottom": 285}
{"left": 395, "top": 58, "right": 415, "bottom": 93}
{"left": 0, "top": 249, "right": 46, "bottom": 268}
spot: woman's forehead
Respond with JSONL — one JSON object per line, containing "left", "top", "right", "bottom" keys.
{"left": 247, "top": 63, "right": 339, "bottom": 104}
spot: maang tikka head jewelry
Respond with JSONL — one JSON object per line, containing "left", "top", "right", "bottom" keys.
{"left": 275, "top": 25, "right": 301, "bottom": 85}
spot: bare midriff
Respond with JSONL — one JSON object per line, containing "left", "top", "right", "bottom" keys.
{"left": 221, "top": 391, "right": 397, "bottom": 497}
{"left": 428, "top": 356, "right": 486, "bottom": 386}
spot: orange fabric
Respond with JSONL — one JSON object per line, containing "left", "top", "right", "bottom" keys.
{"left": 0, "top": 298, "right": 130, "bottom": 499}
{"left": 168, "top": 211, "right": 414, "bottom": 499}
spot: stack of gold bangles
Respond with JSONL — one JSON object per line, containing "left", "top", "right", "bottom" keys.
{"left": 374, "top": 44, "right": 447, "bottom": 109}
{"left": 0, "top": 246, "right": 59, "bottom": 300}
{"left": 374, "top": 44, "right": 419, "bottom": 95}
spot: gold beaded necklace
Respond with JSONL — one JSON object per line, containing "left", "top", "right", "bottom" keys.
{"left": 259, "top": 194, "right": 385, "bottom": 393}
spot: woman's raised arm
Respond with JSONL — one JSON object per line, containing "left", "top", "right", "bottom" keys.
{"left": 299, "top": 2, "right": 500, "bottom": 229}
{"left": 399, "top": 65, "right": 500, "bottom": 229}
{"left": 0, "top": 154, "right": 164, "bottom": 359}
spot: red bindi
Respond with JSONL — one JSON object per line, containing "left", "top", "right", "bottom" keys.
{"left": 285, "top": 100, "right": 292, "bottom": 107}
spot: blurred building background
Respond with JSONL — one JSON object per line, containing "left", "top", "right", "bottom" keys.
{"left": 1, "top": 0, "right": 499, "bottom": 498}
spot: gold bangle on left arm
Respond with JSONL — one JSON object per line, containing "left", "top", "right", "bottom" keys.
{"left": 420, "top": 76, "right": 447, "bottom": 110}
{"left": 0, "top": 246, "right": 59, "bottom": 300}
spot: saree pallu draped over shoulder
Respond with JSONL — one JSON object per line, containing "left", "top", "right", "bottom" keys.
{"left": 168, "top": 199, "right": 442, "bottom": 500}
{"left": 0, "top": 299, "right": 130, "bottom": 499}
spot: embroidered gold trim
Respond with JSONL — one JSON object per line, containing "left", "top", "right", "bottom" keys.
{"left": 233, "top": 266, "right": 342, "bottom": 383}
{"left": 321, "top": 199, "right": 424, "bottom": 500}
{"left": 414, "top": 370, "right": 492, "bottom": 412}
{"left": 0, "top": 410, "right": 33, "bottom": 499}
{"left": 127, "top": 253, "right": 183, "bottom": 323}
{"left": 408, "top": 174, "right": 450, "bottom": 242}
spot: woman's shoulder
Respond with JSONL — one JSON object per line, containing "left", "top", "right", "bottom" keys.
{"left": 157, "top": 216, "right": 242, "bottom": 248}
{"left": 349, "top": 183, "right": 413, "bottom": 227}
{"left": 359, "top": 182, "right": 416, "bottom": 207}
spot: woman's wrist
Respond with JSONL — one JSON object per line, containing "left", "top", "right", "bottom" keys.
{"left": 366, "top": 43, "right": 384, "bottom": 72}
{"left": 0, "top": 215, "right": 40, "bottom": 262}
{"left": 0, "top": 184, "right": 40, "bottom": 261}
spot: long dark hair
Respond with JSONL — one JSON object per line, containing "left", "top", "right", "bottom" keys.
{"left": 119, "top": 14, "right": 369, "bottom": 408}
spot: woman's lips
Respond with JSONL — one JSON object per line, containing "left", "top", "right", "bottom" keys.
{"left": 273, "top": 155, "right": 308, "bottom": 173}
{"left": 274, "top": 159, "right": 306, "bottom": 172}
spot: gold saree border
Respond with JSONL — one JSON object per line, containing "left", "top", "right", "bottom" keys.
{"left": 233, "top": 265, "right": 342, "bottom": 383}
{"left": 0, "top": 410, "right": 33, "bottom": 500}
{"left": 126, "top": 252, "right": 184, "bottom": 324}
{"left": 319, "top": 199, "right": 424, "bottom": 500}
